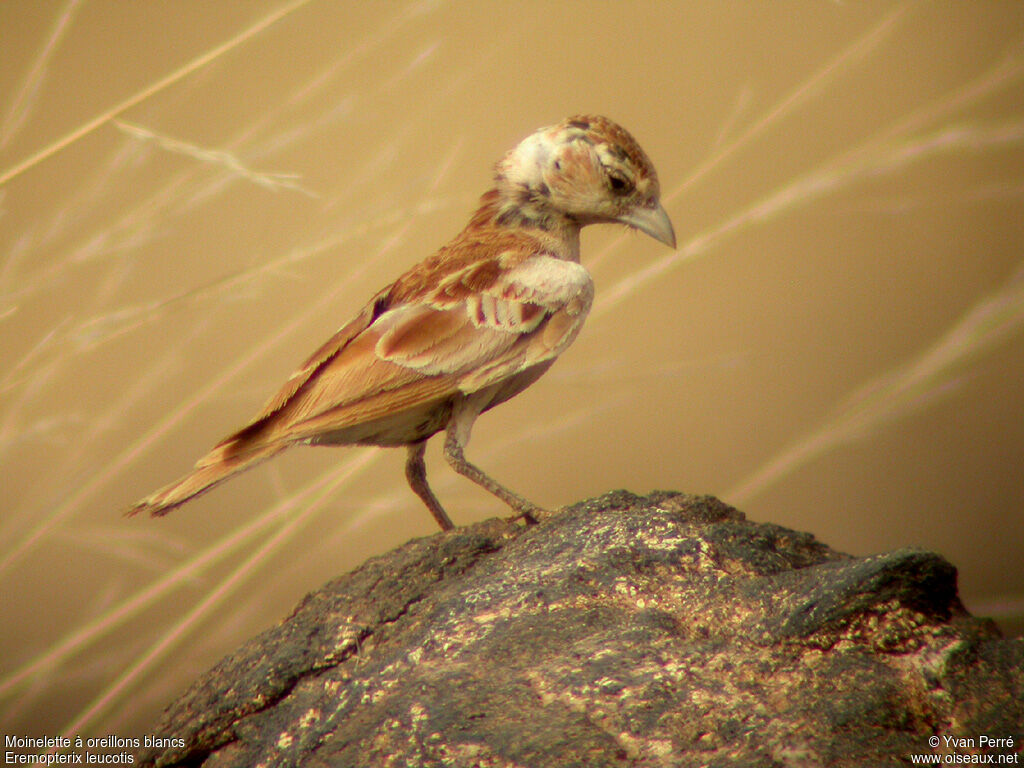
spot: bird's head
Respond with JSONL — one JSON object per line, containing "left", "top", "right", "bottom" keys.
{"left": 495, "top": 115, "right": 676, "bottom": 248}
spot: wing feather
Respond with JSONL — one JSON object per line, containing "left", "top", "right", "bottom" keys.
{"left": 228, "top": 252, "right": 593, "bottom": 450}
{"left": 248, "top": 288, "right": 388, "bottom": 424}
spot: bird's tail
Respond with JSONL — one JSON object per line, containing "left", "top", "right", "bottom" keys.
{"left": 125, "top": 438, "right": 286, "bottom": 517}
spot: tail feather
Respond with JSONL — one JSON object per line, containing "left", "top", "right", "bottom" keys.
{"left": 126, "top": 440, "right": 286, "bottom": 517}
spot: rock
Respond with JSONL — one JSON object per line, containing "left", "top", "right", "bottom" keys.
{"left": 137, "top": 491, "right": 1023, "bottom": 767}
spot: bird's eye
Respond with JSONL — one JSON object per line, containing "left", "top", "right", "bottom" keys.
{"left": 607, "top": 171, "right": 632, "bottom": 195}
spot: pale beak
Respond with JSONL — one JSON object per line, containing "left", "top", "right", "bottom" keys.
{"left": 618, "top": 202, "right": 676, "bottom": 248}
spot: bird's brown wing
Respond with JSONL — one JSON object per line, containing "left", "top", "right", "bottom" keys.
{"left": 231, "top": 251, "right": 594, "bottom": 448}
{"left": 244, "top": 286, "right": 389, "bottom": 425}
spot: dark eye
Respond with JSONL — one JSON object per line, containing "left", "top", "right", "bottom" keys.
{"left": 607, "top": 171, "right": 632, "bottom": 195}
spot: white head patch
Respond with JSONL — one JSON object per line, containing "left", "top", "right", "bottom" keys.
{"left": 504, "top": 129, "right": 557, "bottom": 188}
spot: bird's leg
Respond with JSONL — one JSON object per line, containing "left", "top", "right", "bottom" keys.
{"left": 443, "top": 398, "right": 545, "bottom": 525}
{"left": 405, "top": 440, "right": 454, "bottom": 531}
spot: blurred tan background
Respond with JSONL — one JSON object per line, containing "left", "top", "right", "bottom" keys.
{"left": 2, "top": 0, "right": 1022, "bottom": 739}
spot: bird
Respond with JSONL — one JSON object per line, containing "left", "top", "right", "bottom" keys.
{"left": 127, "top": 115, "right": 675, "bottom": 531}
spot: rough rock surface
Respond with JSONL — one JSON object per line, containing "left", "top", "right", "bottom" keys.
{"left": 138, "top": 491, "right": 1023, "bottom": 767}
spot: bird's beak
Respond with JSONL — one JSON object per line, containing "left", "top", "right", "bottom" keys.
{"left": 618, "top": 202, "right": 676, "bottom": 248}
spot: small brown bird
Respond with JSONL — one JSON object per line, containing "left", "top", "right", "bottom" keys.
{"left": 128, "top": 115, "right": 675, "bottom": 530}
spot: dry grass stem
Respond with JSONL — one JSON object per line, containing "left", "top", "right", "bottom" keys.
{"left": 726, "top": 260, "right": 1024, "bottom": 504}
{"left": 57, "top": 449, "right": 378, "bottom": 738}
{"left": 596, "top": 112, "right": 1024, "bottom": 319}
{"left": 0, "top": 0, "right": 83, "bottom": 150}
{"left": 114, "top": 120, "right": 317, "bottom": 197}
{"left": 0, "top": 0, "right": 316, "bottom": 188}
{"left": 0, "top": 449, "right": 376, "bottom": 705}
{"left": 588, "top": 5, "right": 908, "bottom": 273}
